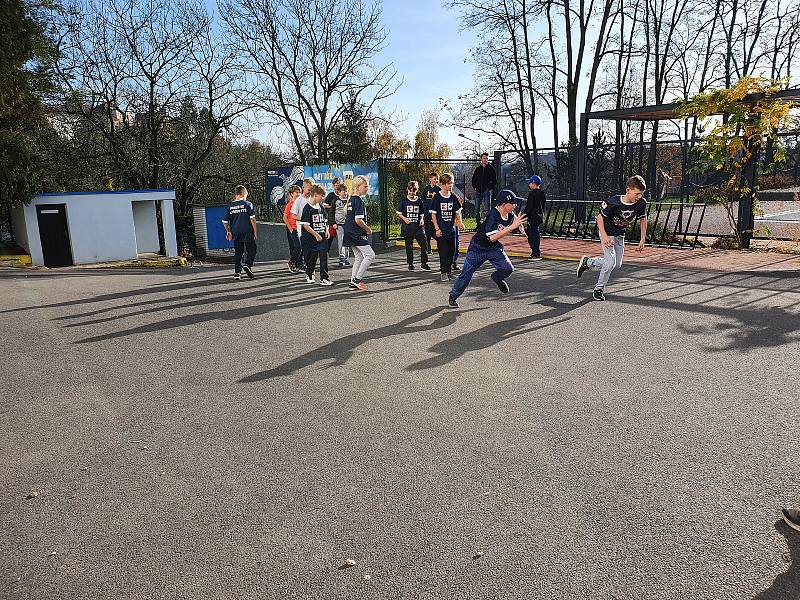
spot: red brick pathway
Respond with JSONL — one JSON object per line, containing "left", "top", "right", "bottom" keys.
{"left": 411, "top": 233, "right": 800, "bottom": 273}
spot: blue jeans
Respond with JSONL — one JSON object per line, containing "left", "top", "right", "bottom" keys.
{"left": 449, "top": 242, "right": 514, "bottom": 299}
{"left": 475, "top": 191, "right": 492, "bottom": 223}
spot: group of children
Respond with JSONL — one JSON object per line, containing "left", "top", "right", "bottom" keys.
{"left": 224, "top": 173, "right": 650, "bottom": 305}
{"left": 281, "top": 176, "right": 375, "bottom": 290}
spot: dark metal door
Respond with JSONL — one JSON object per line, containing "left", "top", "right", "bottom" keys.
{"left": 36, "top": 204, "right": 74, "bottom": 267}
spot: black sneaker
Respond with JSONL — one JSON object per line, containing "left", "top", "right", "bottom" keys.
{"left": 348, "top": 280, "right": 360, "bottom": 289}
{"left": 421, "top": 264, "right": 432, "bottom": 271}
{"left": 783, "top": 508, "right": 800, "bottom": 532}
{"left": 577, "top": 256, "right": 590, "bottom": 278}
{"left": 452, "top": 264, "right": 460, "bottom": 272}
{"left": 243, "top": 265, "right": 255, "bottom": 279}
{"left": 448, "top": 295, "right": 459, "bottom": 308}
{"left": 408, "top": 264, "right": 415, "bottom": 271}
{"left": 497, "top": 280, "right": 509, "bottom": 294}
{"left": 233, "top": 273, "right": 241, "bottom": 280}
{"left": 592, "top": 288, "right": 605, "bottom": 301}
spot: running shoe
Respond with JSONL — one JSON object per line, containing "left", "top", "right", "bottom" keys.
{"left": 577, "top": 256, "right": 590, "bottom": 278}
{"left": 530, "top": 255, "right": 543, "bottom": 261}
{"left": 448, "top": 295, "right": 459, "bottom": 308}
{"left": 421, "top": 264, "right": 432, "bottom": 271}
{"left": 408, "top": 264, "right": 415, "bottom": 271}
{"left": 348, "top": 280, "right": 360, "bottom": 289}
{"left": 497, "top": 280, "right": 509, "bottom": 293}
{"left": 355, "top": 281, "right": 368, "bottom": 291}
{"left": 305, "top": 274, "right": 316, "bottom": 284}
{"left": 233, "top": 273, "right": 240, "bottom": 281}
{"left": 782, "top": 508, "right": 800, "bottom": 532}
{"left": 440, "top": 273, "right": 448, "bottom": 282}
{"left": 452, "top": 264, "right": 460, "bottom": 272}
{"left": 592, "top": 288, "right": 605, "bottom": 301}
{"left": 243, "top": 265, "right": 255, "bottom": 279}
{"left": 319, "top": 278, "right": 333, "bottom": 286}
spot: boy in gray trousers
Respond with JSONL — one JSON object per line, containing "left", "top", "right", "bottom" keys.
{"left": 333, "top": 182, "right": 351, "bottom": 267}
{"left": 576, "top": 175, "right": 648, "bottom": 301}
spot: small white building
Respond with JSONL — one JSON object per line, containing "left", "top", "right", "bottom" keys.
{"left": 10, "top": 189, "right": 179, "bottom": 267}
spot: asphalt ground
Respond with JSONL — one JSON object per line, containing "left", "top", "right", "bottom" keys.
{"left": 1, "top": 250, "right": 799, "bottom": 600}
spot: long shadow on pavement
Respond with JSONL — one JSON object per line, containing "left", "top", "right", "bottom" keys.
{"left": 406, "top": 296, "right": 593, "bottom": 371}
{"left": 73, "top": 278, "right": 434, "bottom": 344}
{"left": 239, "top": 306, "right": 487, "bottom": 382}
{"left": 753, "top": 521, "right": 800, "bottom": 599}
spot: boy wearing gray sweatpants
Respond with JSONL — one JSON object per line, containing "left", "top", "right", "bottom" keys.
{"left": 576, "top": 175, "right": 648, "bottom": 301}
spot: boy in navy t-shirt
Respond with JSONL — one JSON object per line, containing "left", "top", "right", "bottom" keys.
{"left": 396, "top": 179, "right": 430, "bottom": 271}
{"left": 447, "top": 190, "right": 527, "bottom": 308}
{"left": 222, "top": 185, "right": 257, "bottom": 280}
{"left": 430, "top": 173, "right": 464, "bottom": 282}
{"left": 299, "top": 184, "right": 333, "bottom": 286}
{"left": 420, "top": 172, "right": 440, "bottom": 248}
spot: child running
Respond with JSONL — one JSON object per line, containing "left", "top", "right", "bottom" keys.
{"left": 343, "top": 175, "right": 375, "bottom": 291}
{"left": 282, "top": 185, "right": 303, "bottom": 273}
{"left": 576, "top": 175, "right": 648, "bottom": 301}
{"left": 396, "top": 180, "right": 431, "bottom": 271}
{"left": 333, "top": 182, "right": 351, "bottom": 267}
{"left": 447, "top": 190, "right": 527, "bottom": 308}
{"left": 430, "top": 173, "right": 464, "bottom": 282}
{"left": 299, "top": 184, "right": 333, "bottom": 286}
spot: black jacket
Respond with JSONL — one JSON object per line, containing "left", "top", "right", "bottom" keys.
{"left": 524, "top": 189, "right": 546, "bottom": 224}
{"left": 471, "top": 164, "right": 497, "bottom": 194}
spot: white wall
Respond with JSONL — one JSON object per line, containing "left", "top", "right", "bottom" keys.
{"left": 24, "top": 190, "right": 177, "bottom": 266}
{"left": 9, "top": 207, "right": 29, "bottom": 253}
{"left": 161, "top": 199, "right": 178, "bottom": 257}
{"left": 132, "top": 200, "right": 160, "bottom": 253}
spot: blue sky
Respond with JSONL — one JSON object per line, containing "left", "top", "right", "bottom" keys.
{"left": 373, "top": 1, "right": 476, "bottom": 151}
{"left": 208, "top": 0, "right": 481, "bottom": 154}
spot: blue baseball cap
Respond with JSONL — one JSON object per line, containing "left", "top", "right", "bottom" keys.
{"left": 526, "top": 175, "right": 542, "bottom": 185}
{"left": 494, "top": 189, "right": 525, "bottom": 206}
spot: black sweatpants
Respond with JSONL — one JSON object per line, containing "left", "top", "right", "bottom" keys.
{"left": 234, "top": 240, "right": 257, "bottom": 273}
{"left": 402, "top": 226, "right": 429, "bottom": 267}
{"left": 436, "top": 235, "right": 456, "bottom": 274}
{"left": 287, "top": 229, "right": 304, "bottom": 267}
{"left": 303, "top": 247, "right": 329, "bottom": 280}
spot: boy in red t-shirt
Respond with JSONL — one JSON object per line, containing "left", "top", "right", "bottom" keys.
{"left": 282, "top": 185, "right": 303, "bottom": 273}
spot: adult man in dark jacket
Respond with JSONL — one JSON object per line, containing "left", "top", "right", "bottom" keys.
{"left": 471, "top": 152, "right": 497, "bottom": 224}
{"left": 523, "top": 175, "right": 546, "bottom": 260}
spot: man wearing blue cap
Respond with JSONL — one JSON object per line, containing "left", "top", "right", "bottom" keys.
{"left": 447, "top": 189, "right": 527, "bottom": 308}
{"left": 524, "top": 175, "right": 546, "bottom": 260}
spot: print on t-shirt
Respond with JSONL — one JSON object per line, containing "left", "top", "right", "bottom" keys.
{"left": 599, "top": 195, "right": 647, "bottom": 236}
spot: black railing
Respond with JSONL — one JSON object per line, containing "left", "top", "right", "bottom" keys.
{"left": 540, "top": 198, "right": 708, "bottom": 248}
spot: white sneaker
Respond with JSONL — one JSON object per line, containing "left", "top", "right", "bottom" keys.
{"left": 319, "top": 278, "right": 333, "bottom": 286}
{"left": 305, "top": 274, "right": 315, "bottom": 284}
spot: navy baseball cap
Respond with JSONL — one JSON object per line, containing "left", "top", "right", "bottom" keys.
{"left": 526, "top": 175, "right": 542, "bottom": 185}
{"left": 494, "top": 189, "right": 525, "bottom": 206}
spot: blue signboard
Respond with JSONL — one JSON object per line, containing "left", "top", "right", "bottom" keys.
{"left": 205, "top": 205, "right": 233, "bottom": 250}
{"left": 266, "top": 165, "right": 305, "bottom": 208}
{"left": 304, "top": 162, "right": 379, "bottom": 203}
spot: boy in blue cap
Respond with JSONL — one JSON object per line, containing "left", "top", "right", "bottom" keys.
{"left": 447, "top": 189, "right": 527, "bottom": 308}
{"left": 524, "top": 175, "right": 546, "bottom": 260}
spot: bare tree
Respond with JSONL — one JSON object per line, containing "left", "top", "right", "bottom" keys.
{"left": 221, "top": 0, "right": 399, "bottom": 164}
{"left": 52, "top": 0, "right": 251, "bottom": 216}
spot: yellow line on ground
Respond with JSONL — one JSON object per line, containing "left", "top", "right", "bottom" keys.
{"left": 391, "top": 241, "right": 579, "bottom": 262}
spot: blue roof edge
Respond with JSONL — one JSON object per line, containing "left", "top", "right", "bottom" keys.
{"left": 37, "top": 189, "right": 175, "bottom": 197}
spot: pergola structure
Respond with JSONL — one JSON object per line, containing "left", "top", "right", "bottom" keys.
{"left": 575, "top": 88, "right": 800, "bottom": 248}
